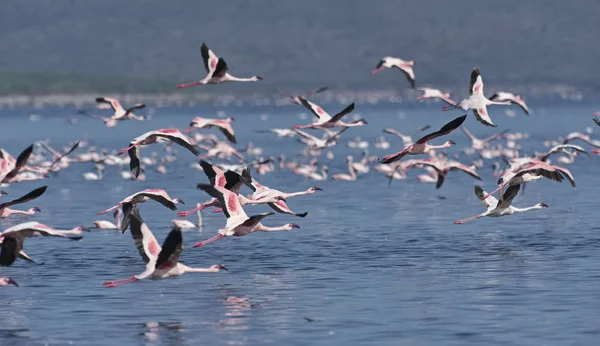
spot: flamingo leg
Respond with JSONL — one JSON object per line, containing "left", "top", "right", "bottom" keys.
{"left": 177, "top": 204, "right": 208, "bottom": 217}
{"left": 441, "top": 105, "right": 458, "bottom": 111}
{"left": 212, "top": 208, "right": 223, "bottom": 213}
{"left": 192, "top": 234, "right": 224, "bottom": 248}
{"left": 454, "top": 215, "right": 483, "bottom": 224}
{"left": 481, "top": 185, "right": 504, "bottom": 200}
{"left": 118, "top": 143, "right": 138, "bottom": 155}
{"left": 97, "top": 204, "right": 122, "bottom": 215}
{"left": 177, "top": 81, "right": 203, "bottom": 88}
{"left": 103, "top": 276, "right": 138, "bottom": 288}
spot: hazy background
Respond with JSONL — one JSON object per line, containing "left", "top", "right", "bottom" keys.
{"left": 0, "top": 1, "right": 598, "bottom": 96}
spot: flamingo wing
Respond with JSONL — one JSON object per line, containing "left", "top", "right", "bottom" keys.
{"left": 0, "top": 236, "right": 22, "bottom": 266}
{"left": 469, "top": 67, "right": 483, "bottom": 96}
{"left": 241, "top": 212, "right": 275, "bottom": 228}
{"left": 201, "top": 43, "right": 219, "bottom": 75}
{"left": 302, "top": 86, "right": 329, "bottom": 98}
{"left": 212, "top": 58, "right": 229, "bottom": 78}
{"left": 156, "top": 133, "right": 200, "bottom": 156}
{"left": 128, "top": 146, "right": 141, "bottom": 179}
{"left": 327, "top": 103, "right": 356, "bottom": 124}
{"left": 129, "top": 212, "right": 161, "bottom": 264}
{"left": 96, "top": 97, "right": 124, "bottom": 113}
{"left": 416, "top": 115, "right": 467, "bottom": 144}
{"left": 474, "top": 185, "right": 498, "bottom": 210}
{"left": 199, "top": 160, "right": 227, "bottom": 187}
{"left": 393, "top": 66, "right": 415, "bottom": 88}
{"left": 378, "top": 148, "right": 409, "bottom": 164}
{"left": 0, "top": 186, "right": 47, "bottom": 210}
{"left": 472, "top": 108, "right": 496, "bottom": 127}
{"left": 139, "top": 193, "right": 178, "bottom": 211}
{"left": 216, "top": 124, "right": 237, "bottom": 144}
{"left": 498, "top": 184, "right": 520, "bottom": 209}
{"left": 155, "top": 227, "right": 183, "bottom": 270}
{"left": 298, "top": 97, "right": 331, "bottom": 121}
{"left": 0, "top": 144, "right": 34, "bottom": 183}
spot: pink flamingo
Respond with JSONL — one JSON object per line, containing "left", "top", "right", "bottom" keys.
{"left": 294, "top": 98, "right": 366, "bottom": 130}
{"left": 372, "top": 56, "right": 415, "bottom": 88}
{"left": 192, "top": 184, "right": 298, "bottom": 248}
{"left": 0, "top": 222, "right": 87, "bottom": 266}
{"left": 277, "top": 86, "right": 329, "bottom": 105}
{"left": 0, "top": 277, "right": 18, "bottom": 287}
{"left": 0, "top": 185, "right": 46, "bottom": 218}
{"left": 488, "top": 92, "right": 530, "bottom": 115}
{"left": 455, "top": 185, "right": 548, "bottom": 224}
{"left": 416, "top": 87, "right": 456, "bottom": 106}
{"left": 177, "top": 43, "right": 262, "bottom": 88}
{"left": 95, "top": 97, "right": 146, "bottom": 121}
{"left": 97, "top": 189, "right": 184, "bottom": 232}
{"left": 93, "top": 209, "right": 122, "bottom": 229}
{"left": 377, "top": 115, "right": 466, "bottom": 164}
{"left": 104, "top": 212, "right": 226, "bottom": 288}
{"left": 442, "top": 67, "right": 510, "bottom": 127}
{"left": 186, "top": 117, "right": 237, "bottom": 144}
{"left": 241, "top": 169, "right": 322, "bottom": 217}
{"left": 118, "top": 129, "right": 200, "bottom": 178}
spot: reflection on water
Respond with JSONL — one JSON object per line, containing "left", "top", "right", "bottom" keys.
{"left": 142, "top": 321, "right": 184, "bottom": 345}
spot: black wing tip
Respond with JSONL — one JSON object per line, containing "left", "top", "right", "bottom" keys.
{"left": 95, "top": 97, "right": 105, "bottom": 102}
{"left": 296, "top": 212, "right": 308, "bottom": 218}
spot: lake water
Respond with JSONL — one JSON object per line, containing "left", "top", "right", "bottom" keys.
{"left": 1, "top": 100, "right": 600, "bottom": 345}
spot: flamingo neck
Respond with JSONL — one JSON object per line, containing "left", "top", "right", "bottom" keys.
{"left": 257, "top": 224, "right": 289, "bottom": 232}
{"left": 192, "top": 234, "right": 224, "bottom": 248}
{"left": 223, "top": 75, "right": 258, "bottom": 82}
{"left": 511, "top": 205, "right": 544, "bottom": 213}
{"left": 180, "top": 264, "right": 218, "bottom": 273}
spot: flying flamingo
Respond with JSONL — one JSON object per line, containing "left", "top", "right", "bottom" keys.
{"left": 0, "top": 277, "right": 18, "bottom": 287}
{"left": 187, "top": 117, "right": 237, "bottom": 144}
{"left": 241, "top": 169, "right": 321, "bottom": 217}
{"left": 403, "top": 159, "right": 481, "bottom": 189}
{"left": 97, "top": 189, "right": 185, "bottom": 232}
{"left": 177, "top": 43, "right": 262, "bottom": 88}
{"left": 442, "top": 67, "right": 510, "bottom": 127}
{"left": 93, "top": 209, "right": 122, "bottom": 229}
{"left": 294, "top": 98, "right": 367, "bottom": 130}
{"left": 0, "top": 144, "right": 37, "bottom": 184}
{"left": 538, "top": 144, "right": 588, "bottom": 162}
{"left": 372, "top": 56, "right": 415, "bottom": 88}
{"left": 0, "top": 185, "right": 46, "bottom": 218}
{"left": 0, "top": 222, "right": 87, "bottom": 266}
{"left": 277, "top": 87, "right": 329, "bottom": 105}
{"left": 192, "top": 184, "right": 299, "bottom": 248}
{"left": 118, "top": 129, "right": 200, "bottom": 178}
{"left": 454, "top": 185, "right": 548, "bottom": 224}
{"left": 0, "top": 237, "right": 43, "bottom": 265}
{"left": 488, "top": 92, "right": 530, "bottom": 115}
{"left": 95, "top": 97, "right": 146, "bottom": 121}
{"left": 416, "top": 87, "right": 456, "bottom": 106}
{"left": 104, "top": 212, "right": 226, "bottom": 288}
{"left": 461, "top": 126, "right": 508, "bottom": 151}
{"left": 482, "top": 160, "right": 575, "bottom": 200}
{"left": 377, "top": 115, "right": 466, "bottom": 164}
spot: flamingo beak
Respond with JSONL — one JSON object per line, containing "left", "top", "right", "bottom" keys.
{"left": 178, "top": 199, "right": 185, "bottom": 205}
{"left": 80, "top": 226, "right": 91, "bottom": 232}
{"left": 540, "top": 203, "right": 549, "bottom": 208}
{"left": 7, "top": 278, "right": 18, "bottom": 287}
{"left": 290, "top": 224, "right": 300, "bottom": 229}
{"left": 275, "top": 196, "right": 287, "bottom": 202}
{"left": 219, "top": 264, "right": 228, "bottom": 271}
{"left": 312, "top": 186, "right": 323, "bottom": 191}
{"left": 230, "top": 117, "right": 236, "bottom": 121}
{"left": 256, "top": 76, "right": 263, "bottom": 80}
{"left": 32, "top": 207, "right": 41, "bottom": 212}
{"left": 449, "top": 140, "right": 456, "bottom": 145}
{"left": 0, "top": 191, "right": 7, "bottom": 195}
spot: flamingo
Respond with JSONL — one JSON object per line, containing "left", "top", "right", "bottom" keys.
{"left": 241, "top": 169, "right": 321, "bottom": 217}
{"left": 488, "top": 92, "right": 530, "bottom": 115}
{"left": 177, "top": 43, "right": 262, "bottom": 87}
{"left": 172, "top": 203, "right": 202, "bottom": 229}
{"left": 0, "top": 144, "right": 36, "bottom": 184}
{"left": 118, "top": 129, "right": 200, "bottom": 179}
{"left": 538, "top": 144, "right": 588, "bottom": 162}
{"left": 383, "top": 124, "right": 431, "bottom": 147}
{"left": 255, "top": 128, "right": 297, "bottom": 138}
{"left": 404, "top": 159, "right": 481, "bottom": 189}
{"left": 93, "top": 209, "right": 122, "bottom": 229}
{"left": 192, "top": 184, "right": 299, "bottom": 248}
{"left": 461, "top": 127, "right": 509, "bottom": 151}
{"left": 377, "top": 115, "right": 466, "bottom": 164}
{"left": 0, "top": 185, "right": 46, "bottom": 218}
{"left": 278, "top": 87, "right": 329, "bottom": 105}
{"left": 481, "top": 160, "right": 575, "bottom": 200}
{"left": 416, "top": 87, "right": 456, "bottom": 106}
{"left": 294, "top": 98, "right": 366, "bottom": 130}
{"left": 95, "top": 97, "right": 146, "bottom": 121}
{"left": 294, "top": 127, "right": 349, "bottom": 149}
{"left": 454, "top": 185, "right": 548, "bottom": 224}
{"left": 104, "top": 212, "right": 226, "bottom": 288}
{"left": 442, "top": 67, "right": 510, "bottom": 127}
{"left": 97, "top": 189, "right": 185, "bottom": 232}
{"left": 0, "top": 277, "right": 18, "bottom": 287}
{"left": 83, "top": 164, "right": 104, "bottom": 181}
{"left": 0, "top": 222, "right": 87, "bottom": 266}
{"left": 332, "top": 156, "right": 357, "bottom": 181}
{"left": 187, "top": 117, "right": 237, "bottom": 144}
{"left": 372, "top": 56, "right": 415, "bottom": 88}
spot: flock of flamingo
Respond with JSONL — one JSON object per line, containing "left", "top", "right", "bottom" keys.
{"left": 0, "top": 43, "right": 596, "bottom": 288}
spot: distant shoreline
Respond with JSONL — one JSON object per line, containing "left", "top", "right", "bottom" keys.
{"left": 0, "top": 86, "right": 590, "bottom": 108}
